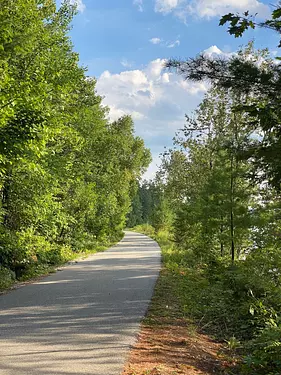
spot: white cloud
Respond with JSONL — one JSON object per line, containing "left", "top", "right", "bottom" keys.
{"left": 154, "top": 0, "right": 270, "bottom": 20}
{"left": 203, "top": 45, "right": 235, "bottom": 58}
{"left": 150, "top": 37, "right": 162, "bottom": 45}
{"left": 70, "top": 0, "right": 86, "bottom": 12}
{"left": 150, "top": 37, "right": 181, "bottom": 48}
{"left": 147, "top": 58, "right": 166, "bottom": 78}
{"left": 190, "top": 0, "right": 270, "bottom": 18}
{"left": 96, "top": 57, "right": 209, "bottom": 179}
{"left": 142, "top": 154, "right": 162, "bottom": 180}
{"left": 179, "top": 80, "right": 209, "bottom": 95}
{"left": 204, "top": 45, "right": 224, "bottom": 56}
{"left": 162, "top": 73, "right": 170, "bottom": 83}
{"left": 131, "top": 111, "right": 146, "bottom": 120}
{"left": 109, "top": 108, "right": 145, "bottom": 121}
{"left": 133, "top": 0, "right": 144, "bottom": 12}
{"left": 107, "top": 106, "right": 127, "bottom": 121}
{"left": 167, "top": 39, "right": 180, "bottom": 48}
{"left": 155, "top": 0, "right": 179, "bottom": 14}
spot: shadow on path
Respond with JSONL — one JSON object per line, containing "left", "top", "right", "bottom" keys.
{"left": 0, "top": 232, "right": 161, "bottom": 375}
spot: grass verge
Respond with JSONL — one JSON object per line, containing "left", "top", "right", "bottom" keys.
{"left": 123, "top": 225, "right": 237, "bottom": 375}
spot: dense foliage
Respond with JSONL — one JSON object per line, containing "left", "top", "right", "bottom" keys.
{"left": 0, "top": 0, "right": 151, "bottom": 286}
{"left": 131, "top": 6, "right": 281, "bottom": 374}
{"left": 167, "top": 5, "right": 281, "bottom": 189}
{"left": 126, "top": 181, "right": 172, "bottom": 231}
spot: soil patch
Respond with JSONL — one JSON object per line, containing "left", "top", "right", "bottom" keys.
{"left": 122, "top": 270, "right": 233, "bottom": 375}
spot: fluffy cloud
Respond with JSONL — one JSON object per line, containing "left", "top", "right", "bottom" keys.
{"left": 150, "top": 37, "right": 162, "bottom": 44}
{"left": 203, "top": 45, "right": 235, "bottom": 58}
{"left": 204, "top": 45, "right": 225, "bottom": 57}
{"left": 155, "top": 0, "right": 270, "bottom": 20}
{"left": 69, "top": 0, "right": 86, "bottom": 12}
{"left": 96, "top": 58, "right": 208, "bottom": 179}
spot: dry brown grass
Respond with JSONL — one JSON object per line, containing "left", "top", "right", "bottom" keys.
{"left": 122, "top": 270, "right": 232, "bottom": 375}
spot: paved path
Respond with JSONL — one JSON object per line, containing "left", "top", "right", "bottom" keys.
{"left": 0, "top": 231, "right": 161, "bottom": 375}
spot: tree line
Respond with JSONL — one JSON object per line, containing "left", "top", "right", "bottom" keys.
{"left": 0, "top": 0, "right": 151, "bottom": 284}
{"left": 130, "top": 7, "right": 281, "bottom": 374}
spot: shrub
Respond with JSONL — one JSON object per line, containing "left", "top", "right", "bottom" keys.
{"left": 18, "top": 263, "right": 51, "bottom": 281}
{"left": 243, "top": 325, "right": 281, "bottom": 375}
{"left": 0, "top": 266, "right": 15, "bottom": 290}
{"left": 133, "top": 224, "right": 156, "bottom": 238}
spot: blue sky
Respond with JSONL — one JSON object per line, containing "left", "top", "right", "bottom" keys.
{"left": 59, "top": 0, "right": 278, "bottom": 178}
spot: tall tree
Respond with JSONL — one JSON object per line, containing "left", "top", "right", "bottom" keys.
{"left": 166, "top": 9, "right": 281, "bottom": 188}
{"left": 0, "top": 0, "right": 151, "bottom": 275}
{"left": 160, "top": 86, "right": 256, "bottom": 261}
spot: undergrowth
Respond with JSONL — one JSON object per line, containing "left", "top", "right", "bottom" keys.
{"left": 0, "top": 232, "right": 123, "bottom": 291}
{"left": 132, "top": 224, "right": 281, "bottom": 375}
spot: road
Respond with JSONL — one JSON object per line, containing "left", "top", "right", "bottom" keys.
{"left": 0, "top": 231, "right": 161, "bottom": 375}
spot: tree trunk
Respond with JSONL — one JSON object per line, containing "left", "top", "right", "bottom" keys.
{"left": 230, "top": 156, "right": 235, "bottom": 263}
{"left": 220, "top": 217, "right": 224, "bottom": 257}
{"left": 2, "top": 169, "right": 12, "bottom": 229}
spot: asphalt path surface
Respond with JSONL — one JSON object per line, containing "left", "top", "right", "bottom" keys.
{"left": 0, "top": 231, "right": 161, "bottom": 375}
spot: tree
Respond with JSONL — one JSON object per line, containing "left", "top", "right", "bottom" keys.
{"left": 160, "top": 86, "right": 256, "bottom": 261}
{"left": 166, "top": 5, "right": 281, "bottom": 188}
{"left": 127, "top": 184, "right": 143, "bottom": 228}
{"left": 0, "top": 1, "right": 151, "bottom": 276}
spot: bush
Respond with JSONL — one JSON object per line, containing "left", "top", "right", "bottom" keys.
{"left": 132, "top": 224, "right": 156, "bottom": 238}
{"left": 149, "top": 225, "right": 281, "bottom": 374}
{"left": 243, "top": 325, "right": 281, "bottom": 374}
{"left": 38, "top": 244, "right": 74, "bottom": 265}
{"left": 0, "top": 229, "right": 26, "bottom": 269}
{"left": 0, "top": 266, "right": 15, "bottom": 290}
{"left": 18, "top": 263, "right": 52, "bottom": 281}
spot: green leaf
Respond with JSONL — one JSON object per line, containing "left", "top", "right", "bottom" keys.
{"left": 249, "top": 305, "right": 255, "bottom": 316}
{"left": 272, "top": 8, "right": 281, "bottom": 20}
{"left": 219, "top": 13, "right": 234, "bottom": 26}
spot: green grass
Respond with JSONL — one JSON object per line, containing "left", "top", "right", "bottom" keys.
{"left": 132, "top": 225, "right": 281, "bottom": 375}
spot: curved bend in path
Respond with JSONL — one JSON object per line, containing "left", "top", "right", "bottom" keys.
{"left": 0, "top": 231, "right": 161, "bottom": 375}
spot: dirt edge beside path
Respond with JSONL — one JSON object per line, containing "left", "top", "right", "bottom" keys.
{"left": 122, "top": 269, "right": 232, "bottom": 375}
